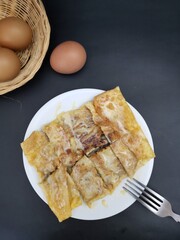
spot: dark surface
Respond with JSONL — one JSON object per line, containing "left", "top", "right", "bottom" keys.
{"left": 0, "top": 0, "right": 180, "bottom": 239}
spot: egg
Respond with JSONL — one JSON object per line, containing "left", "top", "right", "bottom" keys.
{"left": 50, "top": 41, "right": 87, "bottom": 74}
{"left": 0, "top": 17, "right": 33, "bottom": 50}
{"left": 0, "top": 47, "right": 21, "bottom": 82}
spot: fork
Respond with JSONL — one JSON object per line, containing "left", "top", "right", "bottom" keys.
{"left": 123, "top": 178, "right": 180, "bottom": 222}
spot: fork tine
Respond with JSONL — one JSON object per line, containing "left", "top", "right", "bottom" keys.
{"left": 128, "top": 180, "right": 161, "bottom": 207}
{"left": 125, "top": 183, "right": 142, "bottom": 196}
{"left": 123, "top": 186, "right": 139, "bottom": 199}
{"left": 133, "top": 178, "right": 164, "bottom": 202}
{"left": 125, "top": 183, "right": 159, "bottom": 210}
{"left": 127, "top": 179, "right": 144, "bottom": 192}
{"left": 123, "top": 186, "right": 158, "bottom": 214}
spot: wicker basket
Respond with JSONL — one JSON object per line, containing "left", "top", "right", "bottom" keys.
{"left": 0, "top": 0, "right": 50, "bottom": 95}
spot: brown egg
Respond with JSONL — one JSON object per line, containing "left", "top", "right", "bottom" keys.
{"left": 50, "top": 41, "right": 87, "bottom": 74}
{"left": 0, "top": 17, "right": 33, "bottom": 50}
{"left": 0, "top": 47, "right": 21, "bottom": 82}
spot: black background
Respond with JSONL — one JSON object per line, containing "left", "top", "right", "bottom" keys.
{"left": 0, "top": 0, "right": 180, "bottom": 239}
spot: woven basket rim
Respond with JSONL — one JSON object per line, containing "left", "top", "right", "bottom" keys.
{"left": 0, "top": 0, "right": 51, "bottom": 95}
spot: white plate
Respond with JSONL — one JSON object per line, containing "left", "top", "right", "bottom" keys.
{"left": 23, "top": 88, "right": 154, "bottom": 221}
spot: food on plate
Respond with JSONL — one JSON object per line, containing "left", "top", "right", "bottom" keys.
{"left": 0, "top": 17, "right": 32, "bottom": 50}
{"left": 21, "top": 131, "right": 60, "bottom": 181}
{"left": 71, "top": 156, "right": 109, "bottom": 206}
{"left": 0, "top": 47, "right": 21, "bottom": 82}
{"left": 66, "top": 173, "right": 82, "bottom": 209}
{"left": 86, "top": 101, "right": 120, "bottom": 143}
{"left": 90, "top": 147, "right": 127, "bottom": 192}
{"left": 57, "top": 113, "right": 84, "bottom": 166}
{"left": 41, "top": 163, "right": 72, "bottom": 222}
{"left": 110, "top": 139, "right": 137, "bottom": 177}
{"left": 43, "top": 119, "right": 82, "bottom": 168}
{"left": 50, "top": 41, "right": 87, "bottom": 74}
{"left": 58, "top": 106, "right": 109, "bottom": 156}
{"left": 21, "top": 87, "right": 155, "bottom": 221}
{"left": 93, "top": 87, "right": 155, "bottom": 166}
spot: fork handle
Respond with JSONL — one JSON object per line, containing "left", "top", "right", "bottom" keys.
{"left": 170, "top": 212, "right": 180, "bottom": 222}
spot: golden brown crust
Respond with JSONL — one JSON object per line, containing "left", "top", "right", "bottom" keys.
{"left": 21, "top": 131, "right": 60, "bottom": 180}
{"left": 66, "top": 173, "right": 82, "bottom": 209}
{"left": 21, "top": 131, "right": 48, "bottom": 160}
{"left": 57, "top": 112, "right": 84, "bottom": 164}
{"left": 43, "top": 119, "right": 80, "bottom": 168}
{"left": 86, "top": 101, "right": 120, "bottom": 143}
{"left": 71, "top": 156, "right": 109, "bottom": 206}
{"left": 110, "top": 139, "right": 138, "bottom": 177}
{"left": 41, "top": 163, "right": 71, "bottom": 222}
{"left": 90, "top": 146, "right": 127, "bottom": 192}
{"left": 93, "top": 87, "right": 155, "bottom": 163}
{"left": 59, "top": 106, "right": 109, "bottom": 156}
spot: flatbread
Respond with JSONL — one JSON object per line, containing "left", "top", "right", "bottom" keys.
{"left": 66, "top": 173, "right": 82, "bottom": 209}
{"left": 71, "top": 156, "right": 109, "bottom": 206}
{"left": 110, "top": 139, "right": 137, "bottom": 177}
{"left": 90, "top": 146, "right": 127, "bottom": 191}
{"left": 58, "top": 106, "right": 108, "bottom": 156}
{"left": 93, "top": 87, "right": 155, "bottom": 163}
{"left": 21, "top": 131, "right": 60, "bottom": 180}
{"left": 41, "top": 163, "right": 71, "bottom": 222}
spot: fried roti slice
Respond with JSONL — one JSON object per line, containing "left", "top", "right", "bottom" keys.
{"left": 90, "top": 146, "right": 127, "bottom": 192}
{"left": 69, "top": 105, "right": 109, "bottom": 156}
{"left": 54, "top": 112, "right": 84, "bottom": 166}
{"left": 93, "top": 87, "right": 155, "bottom": 163}
{"left": 21, "top": 131, "right": 48, "bottom": 162}
{"left": 41, "top": 163, "right": 71, "bottom": 222}
{"left": 86, "top": 101, "right": 120, "bottom": 143}
{"left": 21, "top": 131, "right": 60, "bottom": 180}
{"left": 71, "top": 156, "right": 109, "bottom": 206}
{"left": 43, "top": 120, "right": 79, "bottom": 168}
{"left": 58, "top": 106, "right": 108, "bottom": 156}
{"left": 66, "top": 173, "right": 82, "bottom": 209}
{"left": 110, "top": 139, "right": 137, "bottom": 177}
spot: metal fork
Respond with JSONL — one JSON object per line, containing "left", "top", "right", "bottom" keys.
{"left": 123, "top": 178, "right": 180, "bottom": 222}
